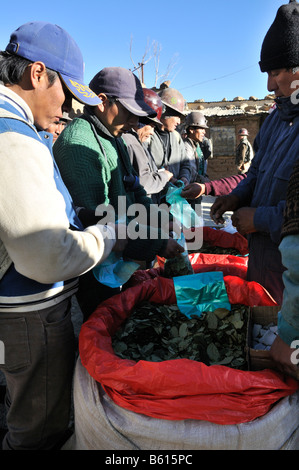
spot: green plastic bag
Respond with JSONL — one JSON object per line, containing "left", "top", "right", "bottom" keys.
{"left": 166, "top": 182, "right": 203, "bottom": 229}
{"left": 173, "top": 271, "right": 231, "bottom": 318}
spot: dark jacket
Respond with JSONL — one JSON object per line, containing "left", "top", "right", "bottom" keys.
{"left": 231, "top": 99, "right": 299, "bottom": 303}
{"left": 122, "top": 130, "right": 170, "bottom": 202}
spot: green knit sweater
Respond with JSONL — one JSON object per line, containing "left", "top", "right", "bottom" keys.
{"left": 54, "top": 113, "right": 168, "bottom": 261}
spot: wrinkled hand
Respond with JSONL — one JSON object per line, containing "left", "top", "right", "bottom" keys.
{"left": 231, "top": 207, "right": 256, "bottom": 235}
{"left": 210, "top": 194, "right": 239, "bottom": 224}
{"left": 181, "top": 183, "right": 205, "bottom": 200}
{"left": 161, "top": 238, "right": 184, "bottom": 259}
{"left": 270, "top": 335, "right": 299, "bottom": 379}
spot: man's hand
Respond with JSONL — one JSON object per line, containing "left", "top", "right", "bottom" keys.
{"left": 210, "top": 194, "right": 239, "bottom": 224}
{"left": 163, "top": 169, "right": 173, "bottom": 181}
{"left": 181, "top": 183, "right": 205, "bottom": 200}
{"left": 161, "top": 238, "right": 184, "bottom": 259}
{"left": 231, "top": 207, "right": 257, "bottom": 235}
{"left": 270, "top": 335, "right": 299, "bottom": 379}
{"left": 180, "top": 177, "right": 189, "bottom": 186}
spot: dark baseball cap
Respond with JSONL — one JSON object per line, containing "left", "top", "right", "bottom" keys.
{"left": 5, "top": 21, "right": 101, "bottom": 106}
{"left": 89, "top": 67, "right": 157, "bottom": 117}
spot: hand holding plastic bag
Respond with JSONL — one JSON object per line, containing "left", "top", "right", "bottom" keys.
{"left": 93, "top": 252, "right": 140, "bottom": 288}
{"left": 93, "top": 217, "right": 138, "bottom": 288}
{"left": 166, "top": 182, "right": 203, "bottom": 229}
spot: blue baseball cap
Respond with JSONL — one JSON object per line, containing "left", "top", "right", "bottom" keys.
{"left": 5, "top": 21, "right": 101, "bottom": 106}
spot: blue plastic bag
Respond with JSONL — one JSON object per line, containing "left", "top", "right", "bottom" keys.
{"left": 166, "top": 182, "right": 202, "bottom": 229}
{"left": 93, "top": 252, "right": 140, "bottom": 289}
{"left": 93, "top": 216, "right": 139, "bottom": 288}
{"left": 173, "top": 271, "right": 231, "bottom": 318}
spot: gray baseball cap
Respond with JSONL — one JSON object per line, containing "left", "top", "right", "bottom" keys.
{"left": 89, "top": 67, "right": 157, "bottom": 117}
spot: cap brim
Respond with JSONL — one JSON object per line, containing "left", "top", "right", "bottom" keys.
{"left": 139, "top": 115, "right": 163, "bottom": 129}
{"left": 118, "top": 98, "right": 157, "bottom": 117}
{"left": 60, "top": 73, "right": 102, "bottom": 106}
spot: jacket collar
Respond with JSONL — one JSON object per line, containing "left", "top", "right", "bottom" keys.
{"left": 83, "top": 105, "right": 115, "bottom": 140}
{"left": 0, "top": 84, "right": 34, "bottom": 125}
{"left": 275, "top": 95, "right": 299, "bottom": 122}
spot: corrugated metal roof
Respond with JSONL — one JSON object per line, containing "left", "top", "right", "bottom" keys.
{"left": 187, "top": 105, "right": 270, "bottom": 117}
{"left": 201, "top": 106, "right": 246, "bottom": 117}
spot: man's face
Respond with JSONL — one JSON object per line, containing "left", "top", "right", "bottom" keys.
{"left": 34, "top": 72, "right": 72, "bottom": 131}
{"left": 99, "top": 97, "right": 138, "bottom": 137}
{"left": 267, "top": 68, "right": 299, "bottom": 98}
{"left": 189, "top": 127, "right": 206, "bottom": 143}
{"left": 46, "top": 121, "right": 67, "bottom": 143}
{"left": 161, "top": 115, "right": 181, "bottom": 132}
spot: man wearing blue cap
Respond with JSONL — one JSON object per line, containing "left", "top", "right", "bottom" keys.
{"left": 0, "top": 22, "right": 125, "bottom": 450}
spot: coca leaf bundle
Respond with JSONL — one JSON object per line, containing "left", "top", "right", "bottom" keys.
{"left": 112, "top": 302, "right": 249, "bottom": 369}
{"left": 189, "top": 242, "right": 240, "bottom": 256}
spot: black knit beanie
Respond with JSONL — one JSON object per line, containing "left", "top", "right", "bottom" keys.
{"left": 259, "top": 0, "right": 299, "bottom": 72}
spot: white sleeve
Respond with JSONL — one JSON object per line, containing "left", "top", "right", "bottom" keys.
{"left": 0, "top": 132, "right": 115, "bottom": 283}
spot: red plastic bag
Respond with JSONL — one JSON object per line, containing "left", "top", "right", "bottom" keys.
{"left": 79, "top": 276, "right": 298, "bottom": 425}
{"left": 191, "top": 252, "right": 248, "bottom": 278}
{"left": 128, "top": 252, "right": 248, "bottom": 287}
{"left": 201, "top": 226, "right": 249, "bottom": 255}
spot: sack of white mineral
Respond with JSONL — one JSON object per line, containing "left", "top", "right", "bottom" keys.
{"left": 252, "top": 323, "right": 278, "bottom": 350}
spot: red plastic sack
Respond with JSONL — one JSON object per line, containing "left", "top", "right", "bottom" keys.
{"left": 201, "top": 226, "right": 249, "bottom": 255}
{"left": 79, "top": 276, "right": 298, "bottom": 425}
{"left": 128, "top": 252, "right": 248, "bottom": 287}
{"left": 190, "top": 252, "right": 248, "bottom": 278}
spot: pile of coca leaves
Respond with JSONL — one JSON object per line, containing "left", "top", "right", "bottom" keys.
{"left": 163, "top": 253, "right": 194, "bottom": 278}
{"left": 112, "top": 302, "right": 249, "bottom": 369}
{"left": 188, "top": 242, "right": 240, "bottom": 256}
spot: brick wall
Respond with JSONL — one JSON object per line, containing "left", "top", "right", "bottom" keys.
{"left": 205, "top": 113, "right": 267, "bottom": 180}
{"left": 206, "top": 156, "right": 236, "bottom": 180}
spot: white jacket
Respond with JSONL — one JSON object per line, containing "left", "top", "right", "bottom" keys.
{"left": 0, "top": 85, "right": 115, "bottom": 312}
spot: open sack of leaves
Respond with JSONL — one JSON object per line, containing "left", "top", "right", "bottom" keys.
{"left": 79, "top": 275, "right": 298, "bottom": 425}
{"left": 112, "top": 302, "right": 248, "bottom": 369}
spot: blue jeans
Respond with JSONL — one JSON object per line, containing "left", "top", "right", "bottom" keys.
{"left": 0, "top": 298, "right": 75, "bottom": 450}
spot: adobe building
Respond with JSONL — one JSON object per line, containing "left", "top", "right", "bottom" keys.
{"left": 186, "top": 95, "right": 275, "bottom": 180}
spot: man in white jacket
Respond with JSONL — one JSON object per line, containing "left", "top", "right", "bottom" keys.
{"left": 0, "top": 22, "right": 125, "bottom": 450}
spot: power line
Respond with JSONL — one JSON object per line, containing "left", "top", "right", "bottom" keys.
{"left": 180, "top": 64, "right": 257, "bottom": 91}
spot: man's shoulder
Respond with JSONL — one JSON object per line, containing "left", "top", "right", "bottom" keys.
{"left": 171, "top": 129, "right": 183, "bottom": 143}
{"left": 56, "top": 116, "right": 93, "bottom": 147}
{"left": 64, "top": 116, "right": 89, "bottom": 133}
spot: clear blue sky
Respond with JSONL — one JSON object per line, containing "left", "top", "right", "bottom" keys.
{"left": 1, "top": 0, "right": 285, "bottom": 103}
